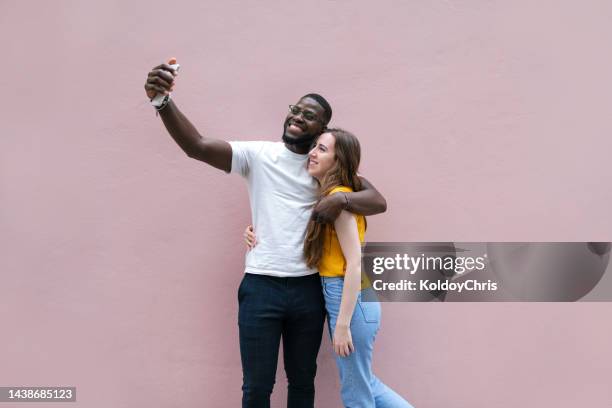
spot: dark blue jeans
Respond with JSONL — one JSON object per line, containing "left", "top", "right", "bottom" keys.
{"left": 238, "top": 273, "right": 326, "bottom": 408}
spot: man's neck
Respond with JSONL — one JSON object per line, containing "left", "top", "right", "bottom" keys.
{"left": 284, "top": 143, "right": 309, "bottom": 155}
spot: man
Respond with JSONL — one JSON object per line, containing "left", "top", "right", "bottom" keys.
{"left": 144, "top": 61, "right": 387, "bottom": 408}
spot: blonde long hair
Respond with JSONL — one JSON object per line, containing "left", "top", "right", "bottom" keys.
{"left": 304, "top": 128, "right": 362, "bottom": 268}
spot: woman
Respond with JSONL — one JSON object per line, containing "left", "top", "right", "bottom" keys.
{"left": 246, "top": 128, "right": 413, "bottom": 408}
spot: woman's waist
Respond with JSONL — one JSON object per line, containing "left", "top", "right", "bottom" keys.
{"left": 320, "top": 275, "right": 373, "bottom": 290}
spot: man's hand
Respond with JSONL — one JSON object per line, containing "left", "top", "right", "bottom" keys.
{"left": 243, "top": 225, "right": 257, "bottom": 250}
{"left": 312, "top": 192, "right": 345, "bottom": 224}
{"left": 144, "top": 58, "right": 179, "bottom": 100}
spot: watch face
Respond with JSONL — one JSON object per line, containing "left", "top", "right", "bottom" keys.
{"left": 155, "top": 95, "right": 170, "bottom": 110}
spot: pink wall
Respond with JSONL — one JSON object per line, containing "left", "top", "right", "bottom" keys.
{"left": 2, "top": 1, "right": 612, "bottom": 406}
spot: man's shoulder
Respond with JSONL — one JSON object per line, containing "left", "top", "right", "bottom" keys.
{"left": 238, "top": 140, "right": 284, "bottom": 154}
{"left": 229, "top": 140, "right": 280, "bottom": 147}
{"left": 230, "top": 140, "right": 283, "bottom": 155}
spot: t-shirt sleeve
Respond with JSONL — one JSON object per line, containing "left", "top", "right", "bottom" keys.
{"left": 329, "top": 186, "right": 353, "bottom": 195}
{"left": 329, "top": 186, "right": 355, "bottom": 217}
{"left": 329, "top": 186, "right": 362, "bottom": 225}
{"left": 228, "top": 141, "right": 265, "bottom": 177}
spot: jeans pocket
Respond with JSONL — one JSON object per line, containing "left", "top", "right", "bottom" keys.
{"left": 322, "top": 279, "right": 343, "bottom": 299}
{"left": 357, "top": 298, "right": 380, "bottom": 323}
{"left": 238, "top": 274, "right": 249, "bottom": 303}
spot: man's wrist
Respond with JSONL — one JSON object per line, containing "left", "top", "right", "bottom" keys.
{"left": 154, "top": 95, "right": 171, "bottom": 116}
{"left": 341, "top": 192, "right": 350, "bottom": 211}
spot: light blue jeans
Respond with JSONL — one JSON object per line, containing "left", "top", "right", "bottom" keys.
{"left": 321, "top": 277, "right": 414, "bottom": 408}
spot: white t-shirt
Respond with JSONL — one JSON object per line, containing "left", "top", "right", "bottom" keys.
{"left": 229, "top": 141, "right": 319, "bottom": 277}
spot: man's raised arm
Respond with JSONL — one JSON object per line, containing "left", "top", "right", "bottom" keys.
{"left": 312, "top": 176, "right": 387, "bottom": 223}
{"left": 145, "top": 62, "right": 232, "bottom": 172}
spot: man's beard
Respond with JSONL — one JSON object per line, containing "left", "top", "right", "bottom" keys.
{"left": 282, "top": 126, "right": 319, "bottom": 150}
{"left": 282, "top": 133, "right": 317, "bottom": 150}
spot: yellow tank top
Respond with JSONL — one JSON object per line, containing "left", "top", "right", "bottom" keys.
{"left": 318, "top": 186, "right": 367, "bottom": 281}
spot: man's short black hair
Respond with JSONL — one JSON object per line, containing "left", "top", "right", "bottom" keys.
{"left": 302, "top": 93, "right": 332, "bottom": 125}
